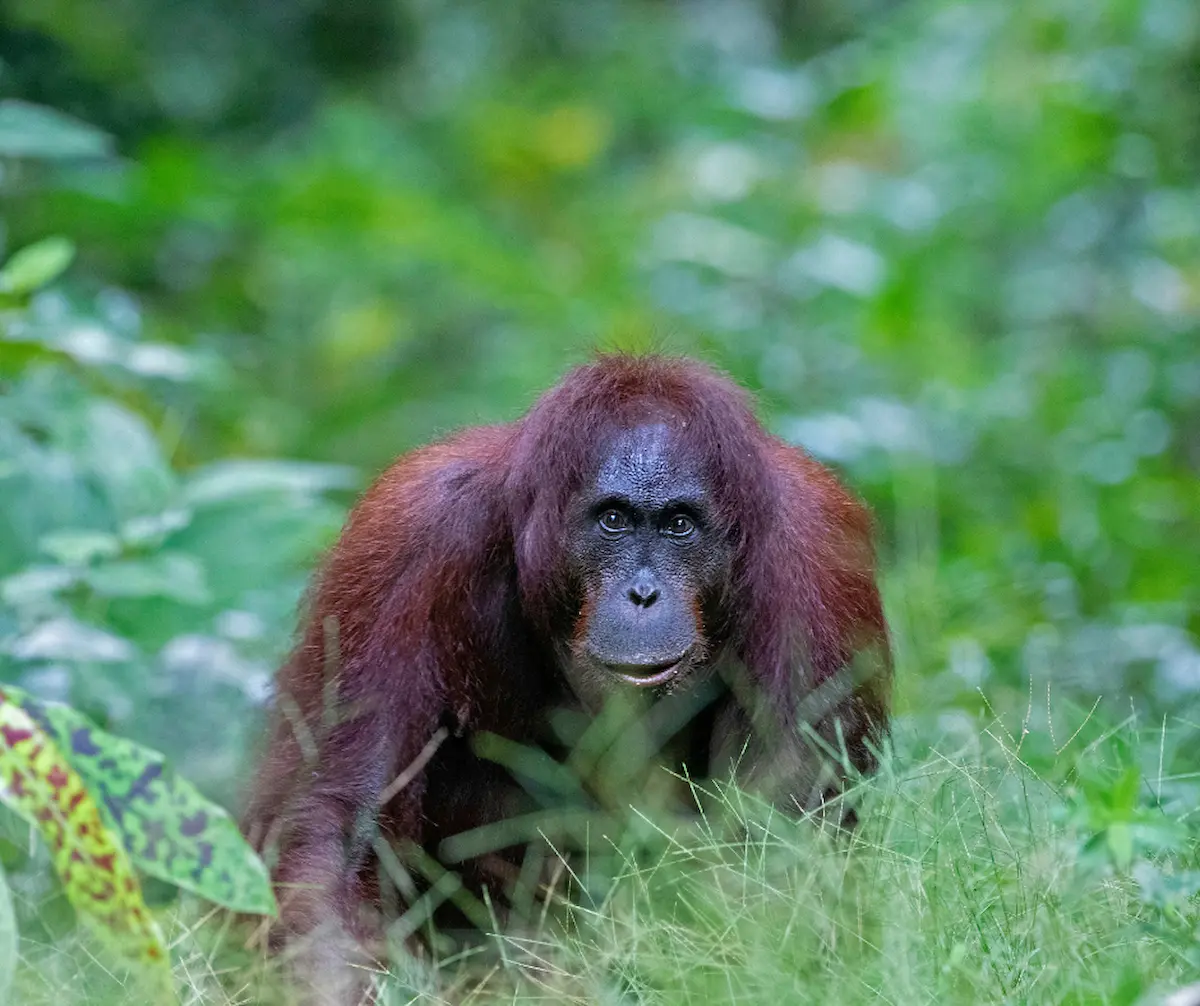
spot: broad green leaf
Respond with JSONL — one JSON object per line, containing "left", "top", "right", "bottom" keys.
{"left": 77, "top": 401, "right": 176, "bottom": 519}
{"left": 0, "top": 688, "right": 173, "bottom": 994}
{"left": 38, "top": 529, "right": 123, "bottom": 566}
{"left": 84, "top": 553, "right": 211, "bottom": 605}
{"left": 7, "top": 617, "right": 136, "bottom": 664}
{"left": 8, "top": 686, "right": 276, "bottom": 917}
{"left": 0, "top": 101, "right": 113, "bottom": 160}
{"left": 184, "top": 459, "right": 359, "bottom": 506}
{"left": 0, "top": 237, "right": 75, "bottom": 295}
{"left": 1, "top": 565, "right": 81, "bottom": 607}
{"left": 0, "top": 864, "right": 14, "bottom": 1006}
{"left": 119, "top": 509, "right": 192, "bottom": 548}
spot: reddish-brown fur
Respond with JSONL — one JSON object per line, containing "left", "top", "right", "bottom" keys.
{"left": 243, "top": 355, "right": 890, "bottom": 994}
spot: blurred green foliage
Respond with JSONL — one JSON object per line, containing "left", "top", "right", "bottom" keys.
{"left": 0, "top": 0, "right": 1198, "bottom": 994}
{"left": 4, "top": 0, "right": 1197, "bottom": 745}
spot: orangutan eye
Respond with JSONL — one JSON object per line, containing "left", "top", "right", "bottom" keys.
{"left": 598, "top": 509, "right": 630, "bottom": 532}
{"left": 664, "top": 514, "right": 696, "bottom": 537}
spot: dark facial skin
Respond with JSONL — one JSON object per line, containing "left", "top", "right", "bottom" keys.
{"left": 562, "top": 423, "right": 732, "bottom": 704}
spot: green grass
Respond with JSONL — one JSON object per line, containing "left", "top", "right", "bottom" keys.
{"left": 11, "top": 715, "right": 1200, "bottom": 1005}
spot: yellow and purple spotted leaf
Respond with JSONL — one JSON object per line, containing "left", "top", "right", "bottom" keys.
{"left": 0, "top": 688, "right": 173, "bottom": 991}
{"left": 6, "top": 685, "right": 275, "bottom": 917}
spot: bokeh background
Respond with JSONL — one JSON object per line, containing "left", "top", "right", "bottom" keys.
{"left": 1, "top": 0, "right": 1198, "bottom": 954}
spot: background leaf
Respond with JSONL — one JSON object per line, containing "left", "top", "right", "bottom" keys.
{"left": 0, "top": 236, "right": 75, "bottom": 295}
{"left": 0, "top": 101, "right": 114, "bottom": 160}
